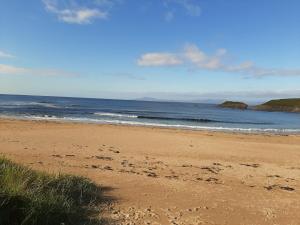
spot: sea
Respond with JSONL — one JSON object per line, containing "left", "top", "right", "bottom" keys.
{"left": 1, "top": 94, "right": 300, "bottom": 134}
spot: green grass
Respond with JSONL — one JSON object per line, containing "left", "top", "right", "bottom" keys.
{"left": 0, "top": 157, "right": 110, "bottom": 225}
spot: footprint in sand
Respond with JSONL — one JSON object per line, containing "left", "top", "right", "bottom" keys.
{"left": 264, "top": 184, "right": 295, "bottom": 191}
{"left": 240, "top": 163, "right": 260, "bottom": 168}
{"left": 95, "top": 155, "right": 113, "bottom": 161}
{"left": 103, "top": 165, "right": 113, "bottom": 171}
{"left": 267, "top": 175, "right": 281, "bottom": 178}
{"left": 205, "top": 177, "right": 219, "bottom": 183}
{"left": 285, "top": 178, "right": 296, "bottom": 182}
{"left": 165, "top": 175, "right": 179, "bottom": 180}
{"left": 200, "top": 166, "right": 222, "bottom": 174}
{"left": 143, "top": 170, "right": 158, "bottom": 178}
{"left": 182, "top": 164, "right": 193, "bottom": 168}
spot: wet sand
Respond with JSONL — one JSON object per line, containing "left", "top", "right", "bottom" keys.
{"left": 0, "top": 118, "right": 300, "bottom": 225}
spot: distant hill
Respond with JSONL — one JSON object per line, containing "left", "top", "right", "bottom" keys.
{"left": 134, "top": 97, "right": 162, "bottom": 102}
{"left": 219, "top": 101, "right": 248, "bottom": 110}
{"left": 255, "top": 98, "right": 300, "bottom": 113}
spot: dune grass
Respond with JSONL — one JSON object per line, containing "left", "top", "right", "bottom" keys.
{"left": 0, "top": 157, "right": 108, "bottom": 225}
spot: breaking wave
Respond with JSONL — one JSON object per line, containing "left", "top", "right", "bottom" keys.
{"left": 94, "top": 112, "right": 138, "bottom": 118}
{"left": 2, "top": 114, "right": 299, "bottom": 134}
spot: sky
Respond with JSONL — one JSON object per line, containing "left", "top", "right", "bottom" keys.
{"left": 1, "top": 0, "right": 300, "bottom": 103}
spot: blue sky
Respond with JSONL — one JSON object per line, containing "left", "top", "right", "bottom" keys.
{"left": 1, "top": 0, "right": 300, "bottom": 102}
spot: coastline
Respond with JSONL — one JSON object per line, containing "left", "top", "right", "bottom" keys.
{"left": 1, "top": 118, "right": 300, "bottom": 224}
{"left": 1, "top": 115, "right": 300, "bottom": 135}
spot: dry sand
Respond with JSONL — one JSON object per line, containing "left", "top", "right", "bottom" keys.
{"left": 0, "top": 118, "right": 300, "bottom": 225}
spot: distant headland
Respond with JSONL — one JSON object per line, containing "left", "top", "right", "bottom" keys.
{"left": 255, "top": 98, "right": 300, "bottom": 113}
{"left": 219, "top": 98, "right": 300, "bottom": 113}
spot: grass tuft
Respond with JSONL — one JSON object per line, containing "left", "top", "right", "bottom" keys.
{"left": 0, "top": 157, "right": 108, "bottom": 225}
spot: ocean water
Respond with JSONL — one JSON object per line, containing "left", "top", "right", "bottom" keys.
{"left": 1, "top": 94, "right": 300, "bottom": 134}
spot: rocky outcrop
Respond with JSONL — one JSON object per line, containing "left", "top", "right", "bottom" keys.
{"left": 219, "top": 101, "right": 248, "bottom": 110}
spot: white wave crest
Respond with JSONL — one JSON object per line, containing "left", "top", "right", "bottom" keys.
{"left": 2, "top": 114, "right": 300, "bottom": 134}
{"left": 94, "top": 112, "right": 138, "bottom": 118}
{"left": 0, "top": 101, "right": 59, "bottom": 108}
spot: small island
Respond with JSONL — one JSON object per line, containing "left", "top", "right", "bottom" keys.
{"left": 219, "top": 101, "right": 248, "bottom": 110}
{"left": 255, "top": 98, "right": 300, "bottom": 113}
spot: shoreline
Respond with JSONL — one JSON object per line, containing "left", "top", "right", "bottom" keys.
{"left": 1, "top": 115, "right": 300, "bottom": 136}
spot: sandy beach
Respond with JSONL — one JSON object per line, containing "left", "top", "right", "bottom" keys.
{"left": 0, "top": 118, "right": 300, "bottom": 225}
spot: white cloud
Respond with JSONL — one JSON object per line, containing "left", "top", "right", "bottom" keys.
{"left": 137, "top": 44, "right": 300, "bottom": 77}
{"left": 163, "top": 0, "right": 201, "bottom": 21}
{"left": 165, "top": 11, "right": 174, "bottom": 22}
{"left": 0, "top": 51, "right": 15, "bottom": 59}
{"left": 59, "top": 8, "right": 107, "bottom": 24}
{"left": 43, "top": 0, "right": 200, "bottom": 23}
{"left": 183, "top": 44, "right": 224, "bottom": 69}
{"left": 43, "top": 0, "right": 108, "bottom": 24}
{"left": 178, "top": 0, "right": 201, "bottom": 16}
{"left": 137, "top": 53, "right": 183, "bottom": 66}
{"left": 0, "top": 64, "right": 77, "bottom": 77}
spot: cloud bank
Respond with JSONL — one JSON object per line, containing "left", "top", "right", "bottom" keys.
{"left": 137, "top": 43, "right": 300, "bottom": 77}
{"left": 0, "top": 50, "right": 76, "bottom": 77}
{"left": 43, "top": 0, "right": 111, "bottom": 24}
{"left": 137, "top": 53, "right": 183, "bottom": 66}
{"left": 0, "top": 64, "right": 77, "bottom": 77}
{"left": 43, "top": 0, "right": 202, "bottom": 24}
{"left": 0, "top": 51, "right": 15, "bottom": 59}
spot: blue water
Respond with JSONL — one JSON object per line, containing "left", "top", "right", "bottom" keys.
{"left": 1, "top": 94, "right": 300, "bottom": 133}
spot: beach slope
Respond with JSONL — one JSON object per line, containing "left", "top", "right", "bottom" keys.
{"left": 0, "top": 119, "right": 300, "bottom": 225}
